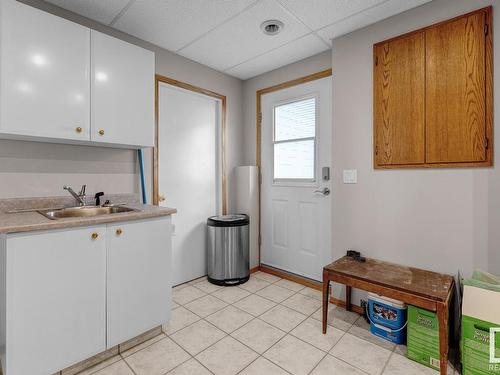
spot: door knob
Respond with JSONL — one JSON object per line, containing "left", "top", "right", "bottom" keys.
{"left": 91, "top": 232, "right": 99, "bottom": 240}
{"left": 158, "top": 194, "right": 166, "bottom": 203}
{"left": 314, "top": 187, "right": 330, "bottom": 196}
{"left": 116, "top": 228, "right": 122, "bottom": 236}
{"left": 98, "top": 129, "right": 105, "bottom": 136}
{"left": 75, "top": 126, "right": 82, "bottom": 133}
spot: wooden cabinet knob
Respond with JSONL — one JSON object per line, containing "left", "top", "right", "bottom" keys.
{"left": 116, "top": 228, "right": 123, "bottom": 236}
{"left": 75, "top": 126, "right": 82, "bottom": 133}
{"left": 98, "top": 129, "right": 105, "bottom": 136}
{"left": 91, "top": 232, "right": 99, "bottom": 240}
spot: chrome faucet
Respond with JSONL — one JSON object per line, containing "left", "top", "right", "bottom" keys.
{"left": 63, "top": 185, "right": 86, "bottom": 206}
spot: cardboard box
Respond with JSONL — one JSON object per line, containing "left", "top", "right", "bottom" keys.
{"left": 407, "top": 305, "right": 441, "bottom": 370}
{"left": 462, "top": 285, "right": 500, "bottom": 375}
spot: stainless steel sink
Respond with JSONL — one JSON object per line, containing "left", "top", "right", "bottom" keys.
{"left": 38, "top": 206, "right": 139, "bottom": 220}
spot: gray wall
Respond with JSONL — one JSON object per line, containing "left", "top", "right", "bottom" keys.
{"left": 241, "top": 0, "right": 499, "bottom": 291}
{"left": 1, "top": 0, "right": 244, "bottom": 210}
{"left": 241, "top": 50, "right": 332, "bottom": 165}
{"left": 331, "top": 0, "right": 500, "bottom": 283}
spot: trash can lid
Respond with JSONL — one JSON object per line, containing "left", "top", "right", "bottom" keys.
{"left": 207, "top": 214, "right": 249, "bottom": 227}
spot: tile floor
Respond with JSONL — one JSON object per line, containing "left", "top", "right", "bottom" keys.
{"left": 77, "top": 272, "right": 457, "bottom": 375}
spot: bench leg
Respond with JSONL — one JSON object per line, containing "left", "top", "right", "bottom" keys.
{"left": 345, "top": 285, "right": 352, "bottom": 311}
{"left": 437, "top": 302, "right": 449, "bottom": 375}
{"left": 322, "top": 270, "right": 330, "bottom": 334}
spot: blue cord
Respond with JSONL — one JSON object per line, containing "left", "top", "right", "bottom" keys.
{"left": 137, "top": 149, "right": 147, "bottom": 204}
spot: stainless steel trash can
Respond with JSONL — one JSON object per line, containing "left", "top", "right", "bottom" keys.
{"left": 207, "top": 214, "right": 249, "bottom": 286}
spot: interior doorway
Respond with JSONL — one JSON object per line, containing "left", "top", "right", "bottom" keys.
{"left": 154, "top": 76, "right": 226, "bottom": 285}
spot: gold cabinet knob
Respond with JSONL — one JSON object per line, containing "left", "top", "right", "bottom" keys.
{"left": 98, "top": 129, "right": 105, "bottom": 136}
{"left": 91, "top": 232, "right": 99, "bottom": 240}
{"left": 116, "top": 228, "right": 123, "bottom": 236}
{"left": 158, "top": 194, "right": 166, "bottom": 202}
{"left": 75, "top": 126, "right": 82, "bottom": 133}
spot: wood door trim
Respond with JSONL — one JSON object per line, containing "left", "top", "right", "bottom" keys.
{"left": 256, "top": 69, "right": 332, "bottom": 267}
{"left": 258, "top": 265, "right": 364, "bottom": 314}
{"left": 154, "top": 74, "right": 228, "bottom": 214}
{"left": 259, "top": 265, "right": 323, "bottom": 290}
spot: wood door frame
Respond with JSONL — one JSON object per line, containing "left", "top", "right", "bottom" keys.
{"left": 154, "top": 75, "right": 228, "bottom": 214}
{"left": 256, "top": 69, "right": 332, "bottom": 267}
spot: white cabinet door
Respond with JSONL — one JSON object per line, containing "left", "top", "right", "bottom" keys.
{"left": 91, "top": 30, "right": 155, "bottom": 147}
{"left": 0, "top": 0, "right": 91, "bottom": 141}
{"left": 106, "top": 217, "right": 171, "bottom": 347}
{"left": 5, "top": 226, "right": 106, "bottom": 375}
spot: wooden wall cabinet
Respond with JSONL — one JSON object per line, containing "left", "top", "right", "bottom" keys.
{"left": 374, "top": 7, "right": 493, "bottom": 169}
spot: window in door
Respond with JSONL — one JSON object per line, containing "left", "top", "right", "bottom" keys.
{"left": 273, "top": 97, "right": 316, "bottom": 182}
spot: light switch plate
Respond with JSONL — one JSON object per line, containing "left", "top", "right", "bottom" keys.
{"left": 343, "top": 169, "right": 357, "bottom": 184}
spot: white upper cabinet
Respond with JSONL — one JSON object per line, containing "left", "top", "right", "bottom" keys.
{"left": 91, "top": 30, "right": 155, "bottom": 147}
{"left": 0, "top": 0, "right": 91, "bottom": 141}
{"left": 0, "top": 1, "right": 155, "bottom": 148}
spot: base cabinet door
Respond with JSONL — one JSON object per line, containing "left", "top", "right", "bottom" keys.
{"left": 106, "top": 217, "right": 172, "bottom": 347}
{"left": 4, "top": 226, "right": 106, "bottom": 375}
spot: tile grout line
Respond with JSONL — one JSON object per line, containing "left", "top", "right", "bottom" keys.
{"left": 170, "top": 275, "right": 304, "bottom": 374}
{"left": 248, "top": 285, "right": 335, "bottom": 375}
{"left": 121, "top": 355, "right": 138, "bottom": 375}
{"left": 173, "top": 283, "right": 349, "bottom": 374}
{"left": 127, "top": 275, "right": 436, "bottom": 375}
{"left": 142, "top": 275, "right": 363, "bottom": 375}
{"left": 80, "top": 275, "right": 367, "bottom": 375}
{"left": 379, "top": 351, "right": 396, "bottom": 375}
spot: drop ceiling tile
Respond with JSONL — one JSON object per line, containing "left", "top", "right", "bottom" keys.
{"left": 113, "top": 0, "right": 258, "bottom": 52}
{"left": 44, "top": 0, "right": 129, "bottom": 25}
{"left": 226, "top": 34, "right": 328, "bottom": 79}
{"left": 317, "top": 0, "right": 432, "bottom": 42}
{"left": 178, "top": 0, "right": 311, "bottom": 72}
{"left": 278, "top": 0, "right": 386, "bottom": 30}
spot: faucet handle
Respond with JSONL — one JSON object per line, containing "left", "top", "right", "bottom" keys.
{"left": 79, "top": 185, "right": 86, "bottom": 196}
{"left": 94, "top": 192, "right": 104, "bottom": 206}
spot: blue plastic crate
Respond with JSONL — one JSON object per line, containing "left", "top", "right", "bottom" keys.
{"left": 370, "top": 322, "right": 407, "bottom": 345}
{"left": 368, "top": 293, "right": 407, "bottom": 330}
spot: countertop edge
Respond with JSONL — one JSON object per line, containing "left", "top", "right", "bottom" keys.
{"left": 0, "top": 206, "right": 177, "bottom": 235}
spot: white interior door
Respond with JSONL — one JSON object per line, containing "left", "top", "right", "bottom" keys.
{"left": 158, "top": 83, "right": 221, "bottom": 285}
{"left": 261, "top": 76, "right": 332, "bottom": 281}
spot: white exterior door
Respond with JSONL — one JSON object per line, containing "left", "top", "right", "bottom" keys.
{"left": 158, "top": 83, "right": 221, "bottom": 285}
{"left": 261, "top": 77, "right": 332, "bottom": 281}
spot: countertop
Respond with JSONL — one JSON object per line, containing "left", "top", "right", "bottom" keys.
{"left": 0, "top": 195, "right": 176, "bottom": 234}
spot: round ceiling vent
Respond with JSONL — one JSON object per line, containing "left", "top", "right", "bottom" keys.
{"left": 261, "top": 20, "right": 284, "bottom": 36}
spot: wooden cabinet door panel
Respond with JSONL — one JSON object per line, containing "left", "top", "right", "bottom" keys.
{"left": 425, "top": 12, "right": 486, "bottom": 163}
{"left": 374, "top": 32, "right": 425, "bottom": 166}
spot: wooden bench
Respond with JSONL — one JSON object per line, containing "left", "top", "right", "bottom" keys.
{"left": 322, "top": 256, "right": 455, "bottom": 375}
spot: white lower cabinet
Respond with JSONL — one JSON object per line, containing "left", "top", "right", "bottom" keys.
{"left": 106, "top": 217, "right": 172, "bottom": 347}
{"left": 2, "top": 226, "right": 107, "bottom": 375}
{"left": 0, "top": 216, "right": 172, "bottom": 375}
